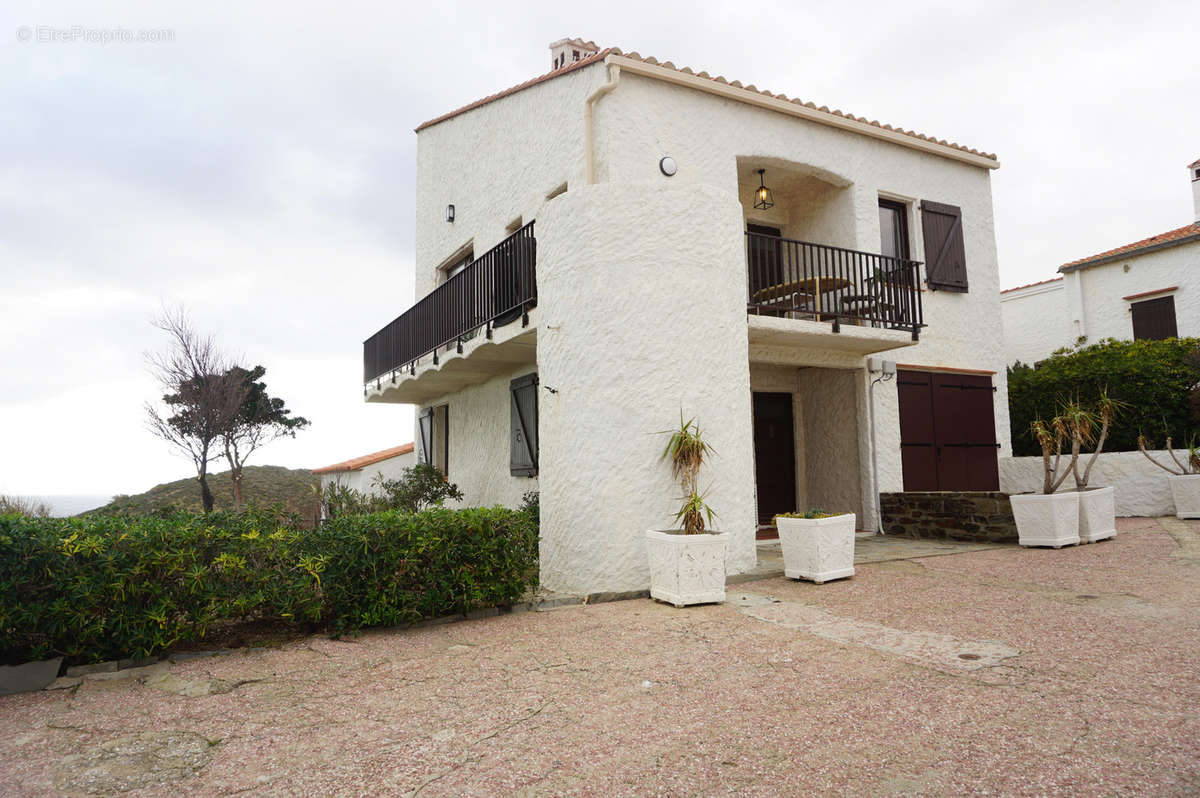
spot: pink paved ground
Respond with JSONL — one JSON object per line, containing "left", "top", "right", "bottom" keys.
{"left": 1, "top": 517, "right": 1197, "bottom": 796}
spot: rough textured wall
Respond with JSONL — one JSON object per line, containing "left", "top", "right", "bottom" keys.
{"left": 999, "top": 451, "right": 1186, "bottom": 517}
{"left": 796, "top": 368, "right": 863, "bottom": 518}
{"left": 880, "top": 492, "right": 1017, "bottom": 542}
{"left": 1075, "top": 243, "right": 1199, "bottom": 343}
{"left": 595, "top": 73, "right": 1010, "bottom": 505}
{"left": 1001, "top": 281, "right": 1071, "bottom": 364}
{"left": 536, "top": 182, "right": 757, "bottom": 594}
{"left": 415, "top": 364, "right": 540, "bottom": 511}
{"left": 414, "top": 62, "right": 606, "bottom": 298}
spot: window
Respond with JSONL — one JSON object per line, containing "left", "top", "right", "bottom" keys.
{"left": 443, "top": 250, "right": 473, "bottom": 282}
{"left": 417, "top": 405, "right": 449, "bottom": 474}
{"left": 878, "top": 199, "right": 910, "bottom": 261}
{"left": 510, "top": 373, "right": 539, "bottom": 477}
{"left": 1131, "top": 296, "right": 1178, "bottom": 340}
{"left": 920, "top": 200, "right": 968, "bottom": 292}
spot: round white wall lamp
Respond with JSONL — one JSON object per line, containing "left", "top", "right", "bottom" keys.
{"left": 659, "top": 156, "right": 677, "bottom": 177}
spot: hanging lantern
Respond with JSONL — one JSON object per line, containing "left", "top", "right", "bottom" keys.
{"left": 754, "top": 169, "right": 774, "bottom": 210}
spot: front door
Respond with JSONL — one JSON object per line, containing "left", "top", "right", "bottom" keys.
{"left": 897, "top": 370, "right": 999, "bottom": 491}
{"left": 752, "top": 392, "right": 797, "bottom": 524}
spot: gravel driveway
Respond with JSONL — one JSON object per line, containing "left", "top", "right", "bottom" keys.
{"left": 1, "top": 516, "right": 1197, "bottom": 796}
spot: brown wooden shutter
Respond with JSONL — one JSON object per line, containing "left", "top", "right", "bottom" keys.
{"left": 510, "top": 373, "right": 539, "bottom": 477}
{"left": 920, "top": 200, "right": 968, "bottom": 292}
{"left": 897, "top": 370, "right": 939, "bottom": 490}
{"left": 417, "top": 407, "right": 433, "bottom": 465}
{"left": 1131, "top": 296, "right": 1178, "bottom": 340}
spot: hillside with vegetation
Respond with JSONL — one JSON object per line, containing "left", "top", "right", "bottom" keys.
{"left": 86, "top": 465, "right": 320, "bottom": 517}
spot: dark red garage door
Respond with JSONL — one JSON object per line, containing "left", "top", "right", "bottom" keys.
{"left": 897, "top": 370, "right": 999, "bottom": 491}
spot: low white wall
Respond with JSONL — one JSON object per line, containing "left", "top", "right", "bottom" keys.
{"left": 998, "top": 450, "right": 1187, "bottom": 517}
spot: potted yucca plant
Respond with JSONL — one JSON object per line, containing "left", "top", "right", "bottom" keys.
{"left": 774, "top": 508, "right": 855, "bottom": 583}
{"left": 1010, "top": 411, "right": 1081, "bottom": 548}
{"left": 1071, "top": 392, "right": 1120, "bottom": 543}
{"left": 1137, "top": 433, "right": 1200, "bottom": 519}
{"left": 644, "top": 413, "right": 728, "bottom": 607}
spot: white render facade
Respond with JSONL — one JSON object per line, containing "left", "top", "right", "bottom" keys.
{"left": 1001, "top": 161, "right": 1200, "bottom": 365}
{"left": 365, "top": 44, "right": 1012, "bottom": 595}
{"left": 313, "top": 444, "right": 416, "bottom": 495}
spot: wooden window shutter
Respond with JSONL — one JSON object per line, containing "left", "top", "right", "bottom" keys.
{"left": 417, "top": 407, "right": 433, "bottom": 465}
{"left": 1131, "top": 296, "right": 1178, "bottom": 340}
{"left": 510, "top": 373, "right": 539, "bottom": 477}
{"left": 920, "top": 200, "right": 968, "bottom": 292}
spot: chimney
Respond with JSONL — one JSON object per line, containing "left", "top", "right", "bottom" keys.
{"left": 1191, "top": 158, "right": 1200, "bottom": 222}
{"left": 549, "top": 38, "right": 599, "bottom": 71}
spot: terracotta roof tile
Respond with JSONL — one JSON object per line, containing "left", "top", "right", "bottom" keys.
{"left": 1000, "top": 276, "right": 1063, "bottom": 294}
{"left": 1060, "top": 221, "right": 1200, "bottom": 272}
{"left": 313, "top": 443, "right": 415, "bottom": 474}
{"left": 415, "top": 44, "right": 997, "bottom": 161}
{"left": 1189, "top": 156, "right": 1200, "bottom": 169}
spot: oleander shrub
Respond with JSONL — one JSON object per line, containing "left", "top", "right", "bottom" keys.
{"left": 0, "top": 506, "right": 537, "bottom": 665}
{"left": 1008, "top": 337, "right": 1200, "bottom": 456}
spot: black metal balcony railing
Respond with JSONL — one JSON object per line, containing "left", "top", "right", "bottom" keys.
{"left": 364, "top": 221, "right": 536, "bottom": 384}
{"left": 745, "top": 232, "right": 924, "bottom": 340}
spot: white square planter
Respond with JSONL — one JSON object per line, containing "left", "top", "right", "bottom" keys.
{"left": 1010, "top": 492, "right": 1080, "bottom": 548}
{"left": 1168, "top": 474, "right": 1200, "bottom": 519}
{"left": 776, "top": 513, "right": 856, "bottom": 583}
{"left": 1077, "top": 486, "right": 1116, "bottom": 543}
{"left": 645, "top": 529, "right": 729, "bottom": 607}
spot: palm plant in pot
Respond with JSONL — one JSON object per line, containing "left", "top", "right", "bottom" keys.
{"left": 1010, "top": 412, "right": 1081, "bottom": 548}
{"left": 1069, "top": 393, "right": 1121, "bottom": 543}
{"left": 1137, "top": 433, "right": 1200, "bottom": 519}
{"left": 644, "top": 413, "right": 728, "bottom": 607}
{"left": 774, "top": 508, "right": 855, "bottom": 583}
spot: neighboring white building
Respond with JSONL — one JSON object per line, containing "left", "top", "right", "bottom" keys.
{"left": 363, "top": 40, "right": 1012, "bottom": 595}
{"left": 1001, "top": 159, "right": 1200, "bottom": 364}
{"left": 313, "top": 443, "right": 416, "bottom": 494}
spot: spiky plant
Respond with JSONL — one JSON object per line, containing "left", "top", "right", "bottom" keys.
{"left": 1137, "top": 431, "right": 1200, "bottom": 476}
{"left": 659, "top": 412, "right": 716, "bottom": 534}
{"left": 1074, "top": 390, "right": 1125, "bottom": 489}
{"left": 1031, "top": 413, "right": 1077, "bottom": 495}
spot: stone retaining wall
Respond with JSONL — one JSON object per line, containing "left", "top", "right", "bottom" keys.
{"left": 880, "top": 491, "right": 1017, "bottom": 543}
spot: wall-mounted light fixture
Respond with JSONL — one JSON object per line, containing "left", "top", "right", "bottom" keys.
{"left": 754, "top": 169, "right": 774, "bottom": 210}
{"left": 659, "top": 156, "right": 677, "bottom": 177}
{"left": 446, "top": 204, "right": 455, "bottom": 223}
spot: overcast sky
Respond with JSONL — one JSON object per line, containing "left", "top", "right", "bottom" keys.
{"left": 2, "top": 0, "right": 1196, "bottom": 497}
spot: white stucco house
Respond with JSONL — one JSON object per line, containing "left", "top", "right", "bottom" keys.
{"left": 363, "top": 38, "right": 1012, "bottom": 595}
{"left": 313, "top": 443, "right": 416, "bottom": 494}
{"left": 1001, "top": 159, "right": 1200, "bottom": 365}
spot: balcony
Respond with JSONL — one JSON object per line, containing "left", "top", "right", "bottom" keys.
{"left": 364, "top": 222, "right": 537, "bottom": 389}
{"left": 745, "top": 231, "right": 925, "bottom": 362}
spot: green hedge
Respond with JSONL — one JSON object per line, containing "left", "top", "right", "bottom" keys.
{"left": 1008, "top": 337, "right": 1200, "bottom": 456}
{"left": 0, "top": 506, "right": 538, "bottom": 666}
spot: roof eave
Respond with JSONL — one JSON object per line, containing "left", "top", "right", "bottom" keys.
{"left": 607, "top": 55, "right": 1000, "bottom": 170}
{"left": 1059, "top": 231, "right": 1200, "bottom": 273}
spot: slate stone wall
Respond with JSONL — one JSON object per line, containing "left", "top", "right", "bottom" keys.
{"left": 880, "top": 492, "right": 1018, "bottom": 543}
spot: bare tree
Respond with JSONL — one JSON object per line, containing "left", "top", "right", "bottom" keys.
{"left": 145, "top": 309, "right": 247, "bottom": 513}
